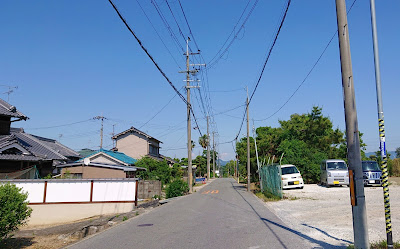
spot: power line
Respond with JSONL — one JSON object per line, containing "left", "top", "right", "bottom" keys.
{"left": 26, "top": 119, "right": 93, "bottom": 130}
{"left": 254, "top": 0, "right": 358, "bottom": 122}
{"left": 135, "top": 0, "right": 183, "bottom": 69}
{"left": 207, "top": 0, "right": 259, "bottom": 70}
{"left": 107, "top": 0, "right": 187, "bottom": 105}
{"left": 248, "top": 0, "right": 291, "bottom": 105}
{"left": 139, "top": 90, "right": 180, "bottom": 129}
{"left": 222, "top": 0, "right": 291, "bottom": 144}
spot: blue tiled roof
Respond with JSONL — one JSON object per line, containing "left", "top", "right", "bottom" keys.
{"left": 79, "top": 149, "right": 137, "bottom": 165}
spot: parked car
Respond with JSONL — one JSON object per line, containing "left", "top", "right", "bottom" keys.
{"left": 320, "top": 159, "right": 349, "bottom": 187}
{"left": 362, "top": 161, "right": 382, "bottom": 186}
{"left": 281, "top": 164, "right": 304, "bottom": 189}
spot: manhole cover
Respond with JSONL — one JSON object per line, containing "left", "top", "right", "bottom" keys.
{"left": 137, "top": 224, "right": 153, "bottom": 227}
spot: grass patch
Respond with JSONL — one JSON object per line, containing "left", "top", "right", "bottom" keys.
{"left": 122, "top": 216, "right": 128, "bottom": 221}
{"left": 255, "top": 191, "right": 282, "bottom": 202}
{"left": 347, "top": 240, "right": 400, "bottom": 249}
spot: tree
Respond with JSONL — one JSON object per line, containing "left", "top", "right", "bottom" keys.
{"left": 396, "top": 147, "right": 400, "bottom": 158}
{"left": 0, "top": 184, "right": 32, "bottom": 240}
{"left": 236, "top": 106, "right": 352, "bottom": 183}
{"left": 198, "top": 135, "right": 208, "bottom": 149}
{"left": 135, "top": 157, "right": 172, "bottom": 185}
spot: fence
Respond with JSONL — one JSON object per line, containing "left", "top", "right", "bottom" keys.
{"left": 0, "top": 178, "right": 138, "bottom": 225}
{"left": 137, "top": 180, "right": 161, "bottom": 199}
{"left": 259, "top": 164, "right": 282, "bottom": 198}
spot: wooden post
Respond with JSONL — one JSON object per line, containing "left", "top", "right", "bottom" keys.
{"left": 135, "top": 180, "right": 139, "bottom": 207}
{"left": 43, "top": 181, "right": 48, "bottom": 203}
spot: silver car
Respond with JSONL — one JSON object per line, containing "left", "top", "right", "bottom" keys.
{"left": 320, "top": 159, "right": 349, "bottom": 187}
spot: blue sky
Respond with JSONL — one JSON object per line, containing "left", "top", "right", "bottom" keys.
{"left": 1, "top": 0, "right": 399, "bottom": 161}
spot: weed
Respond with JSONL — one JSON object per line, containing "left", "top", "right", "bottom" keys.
{"left": 347, "top": 240, "right": 400, "bottom": 249}
{"left": 135, "top": 211, "right": 139, "bottom": 216}
{"left": 122, "top": 216, "right": 128, "bottom": 221}
{"left": 255, "top": 191, "right": 281, "bottom": 202}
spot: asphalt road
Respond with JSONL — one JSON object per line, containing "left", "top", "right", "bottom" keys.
{"left": 67, "top": 178, "right": 312, "bottom": 249}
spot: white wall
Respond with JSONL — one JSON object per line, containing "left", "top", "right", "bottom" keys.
{"left": 1, "top": 179, "right": 137, "bottom": 204}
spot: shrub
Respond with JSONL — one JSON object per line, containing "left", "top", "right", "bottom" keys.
{"left": 0, "top": 183, "right": 32, "bottom": 240}
{"left": 165, "top": 180, "right": 189, "bottom": 199}
{"left": 393, "top": 159, "right": 400, "bottom": 177}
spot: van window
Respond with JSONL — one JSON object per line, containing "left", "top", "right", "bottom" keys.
{"left": 327, "top": 162, "right": 347, "bottom": 170}
{"left": 362, "top": 161, "right": 380, "bottom": 171}
{"left": 282, "top": 166, "right": 299, "bottom": 175}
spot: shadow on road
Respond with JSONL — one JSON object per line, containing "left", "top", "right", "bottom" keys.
{"left": 230, "top": 181, "right": 348, "bottom": 249}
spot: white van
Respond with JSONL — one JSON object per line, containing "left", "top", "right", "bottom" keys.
{"left": 281, "top": 164, "right": 304, "bottom": 189}
{"left": 320, "top": 159, "right": 349, "bottom": 187}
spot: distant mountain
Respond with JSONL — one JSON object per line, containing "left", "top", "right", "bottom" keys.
{"left": 218, "top": 159, "right": 228, "bottom": 166}
{"left": 365, "top": 151, "right": 396, "bottom": 160}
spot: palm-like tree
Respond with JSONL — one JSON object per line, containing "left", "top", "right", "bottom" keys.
{"left": 198, "top": 135, "right": 208, "bottom": 149}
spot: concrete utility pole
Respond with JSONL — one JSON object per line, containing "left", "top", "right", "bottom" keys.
{"left": 178, "top": 37, "right": 203, "bottom": 194}
{"left": 207, "top": 116, "right": 211, "bottom": 181}
{"left": 246, "top": 86, "right": 250, "bottom": 192}
{"left": 335, "top": 1, "right": 369, "bottom": 248}
{"left": 93, "top": 115, "right": 106, "bottom": 149}
{"left": 253, "top": 120, "right": 262, "bottom": 189}
{"left": 213, "top": 132, "right": 216, "bottom": 179}
{"left": 369, "top": 0, "right": 393, "bottom": 247}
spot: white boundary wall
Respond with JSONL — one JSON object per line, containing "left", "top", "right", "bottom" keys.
{"left": 1, "top": 179, "right": 138, "bottom": 226}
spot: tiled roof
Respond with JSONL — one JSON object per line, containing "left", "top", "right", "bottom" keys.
{"left": 0, "top": 98, "right": 28, "bottom": 120}
{"left": 78, "top": 148, "right": 137, "bottom": 165}
{"left": 56, "top": 162, "right": 141, "bottom": 172}
{"left": 0, "top": 154, "right": 42, "bottom": 161}
{"left": 12, "top": 131, "right": 67, "bottom": 160}
{"left": 112, "top": 126, "right": 161, "bottom": 143}
{"left": 0, "top": 128, "right": 79, "bottom": 162}
{"left": 32, "top": 135, "right": 81, "bottom": 158}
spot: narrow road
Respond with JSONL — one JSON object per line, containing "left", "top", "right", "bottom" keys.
{"left": 67, "top": 178, "right": 312, "bottom": 249}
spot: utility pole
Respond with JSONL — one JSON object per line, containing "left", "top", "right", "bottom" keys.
{"left": 335, "top": 1, "right": 369, "bottom": 248}
{"left": 246, "top": 86, "right": 250, "bottom": 192}
{"left": 207, "top": 116, "right": 211, "bottom": 181}
{"left": 178, "top": 38, "right": 203, "bottom": 193}
{"left": 213, "top": 132, "right": 216, "bottom": 179}
{"left": 93, "top": 115, "right": 106, "bottom": 149}
{"left": 111, "top": 124, "right": 116, "bottom": 148}
{"left": 369, "top": 1, "right": 393, "bottom": 247}
{"left": 253, "top": 120, "right": 262, "bottom": 189}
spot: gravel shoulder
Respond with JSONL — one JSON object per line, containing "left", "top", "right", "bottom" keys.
{"left": 262, "top": 180, "right": 400, "bottom": 247}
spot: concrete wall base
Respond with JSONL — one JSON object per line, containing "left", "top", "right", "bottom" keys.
{"left": 27, "top": 203, "right": 135, "bottom": 226}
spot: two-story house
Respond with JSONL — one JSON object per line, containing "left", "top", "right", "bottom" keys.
{"left": 112, "top": 126, "right": 176, "bottom": 165}
{"left": 0, "top": 98, "right": 81, "bottom": 178}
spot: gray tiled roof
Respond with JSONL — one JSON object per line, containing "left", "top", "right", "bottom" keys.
{"left": 56, "top": 162, "right": 140, "bottom": 172}
{"left": 32, "top": 135, "right": 81, "bottom": 158}
{"left": 0, "top": 154, "right": 42, "bottom": 161}
{"left": 1, "top": 128, "right": 78, "bottom": 162}
{"left": 0, "top": 98, "right": 28, "bottom": 119}
{"left": 112, "top": 126, "right": 162, "bottom": 143}
{"left": 12, "top": 131, "right": 67, "bottom": 160}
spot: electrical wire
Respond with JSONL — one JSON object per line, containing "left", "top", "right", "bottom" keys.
{"left": 135, "top": 0, "right": 183, "bottom": 69}
{"left": 26, "top": 119, "right": 93, "bottom": 130}
{"left": 254, "top": 0, "right": 358, "bottom": 122}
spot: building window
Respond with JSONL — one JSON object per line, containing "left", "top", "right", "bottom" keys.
{"left": 149, "top": 144, "right": 159, "bottom": 156}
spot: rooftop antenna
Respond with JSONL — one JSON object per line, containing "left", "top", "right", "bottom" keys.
{"left": 1, "top": 85, "right": 18, "bottom": 102}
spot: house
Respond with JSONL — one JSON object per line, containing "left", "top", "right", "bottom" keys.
{"left": 112, "top": 126, "right": 177, "bottom": 165}
{"left": 56, "top": 148, "right": 145, "bottom": 179}
{"left": 0, "top": 98, "right": 81, "bottom": 177}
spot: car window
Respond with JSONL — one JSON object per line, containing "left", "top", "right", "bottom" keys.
{"left": 327, "top": 162, "right": 347, "bottom": 170}
{"left": 282, "top": 166, "right": 299, "bottom": 175}
{"left": 362, "top": 161, "right": 380, "bottom": 171}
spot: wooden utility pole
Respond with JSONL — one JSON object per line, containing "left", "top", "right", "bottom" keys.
{"left": 246, "top": 86, "right": 250, "bottom": 192}
{"left": 335, "top": 1, "right": 369, "bottom": 248}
